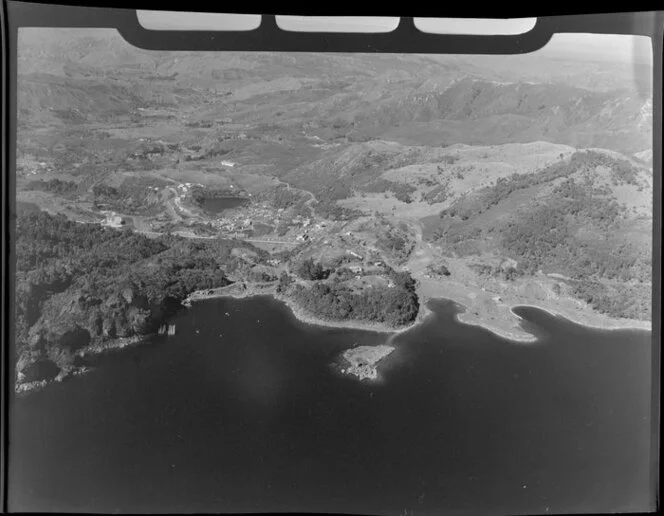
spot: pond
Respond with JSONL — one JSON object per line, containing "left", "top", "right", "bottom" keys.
{"left": 16, "top": 201, "right": 41, "bottom": 213}
{"left": 200, "top": 197, "right": 249, "bottom": 214}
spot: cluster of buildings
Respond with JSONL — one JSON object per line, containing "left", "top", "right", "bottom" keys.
{"left": 290, "top": 217, "right": 333, "bottom": 242}
{"left": 213, "top": 217, "right": 253, "bottom": 237}
{"left": 17, "top": 155, "right": 53, "bottom": 176}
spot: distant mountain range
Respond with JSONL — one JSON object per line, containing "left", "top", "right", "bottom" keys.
{"left": 17, "top": 28, "right": 652, "bottom": 157}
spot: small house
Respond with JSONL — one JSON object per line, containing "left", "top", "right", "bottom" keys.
{"left": 103, "top": 212, "right": 125, "bottom": 228}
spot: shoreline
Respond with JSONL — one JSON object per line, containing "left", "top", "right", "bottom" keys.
{"left": 509, "top": 304, "right": 652, "bottom": 333}
{"left": 77, "top": 334, "right": 152, "bottom": 357}
{"left": 16, "top": 334, "right": 156, "bottom": 395}
{"left": 341, "top": 345, "right": 395, "bottom": 381}
{"left": 184, "top": 283, "right": 652, "bottom": 344}
{"left": 439, "top": 299, "right": 650, "bottom": 345}
{"left": 183, "top": 282, "right": 434, "bottom": 336}
{"left": 16, "top": 282, "right": 652, "bottom": 396}
{"left": 455, "top": 310, "right": 538, "bottom": 343}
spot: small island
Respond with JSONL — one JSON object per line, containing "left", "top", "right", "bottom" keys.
{"left": 341, "top": 345, "right": 395, "bottom": 381}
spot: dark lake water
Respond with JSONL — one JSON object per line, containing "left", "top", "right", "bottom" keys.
{"left": 9, "top": 298, "right": 655, "bottom": 514}
{"left": 201, "top": 197, "right": 249, "bottom": 214}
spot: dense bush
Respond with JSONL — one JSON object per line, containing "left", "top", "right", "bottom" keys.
{"left": 292, "top": 279, "right": 419, "bottom": 328}
{"left": 570, "top": 280, "right": 650, "bottom": 320}
{"left": 276, "top": 272, "right": 294, "bottom": 293}
{"left": 362, "top": 178, "right": 416, "bottom": 203}
{"left": 26, "top": 178, "right": 78, "bottom": 195}
{"left": 376, "top": 230, "right": 412, "bottom": 261}
{"left": 427, "top": 263, "right": 451, "bottom": 277}
{"left": 500, "top": 181, "right": 648, "bottom": 282}
{"left": 386, "top": 268, "right": 417, "bottom": 293}
{"left": 394, "top": 190, "right": 413, "bottom": 203}
{"left": 295, "top": 258, "right": 330, "bottom": 281}
{"left": 92, "top": 184, "right": 120, "bottom": 198}
{"left": 246, "top": 267, "right": 277, "bottom": 283}
{"left": 272, "top": 185, "right": 303, "bottom": 210}
{"left": 14, "top": 211, "right": 269, "bottom": 355}
{"left": 423, "top": 183, "right": 449, "bottom": 204}
{"left": 315, "top": 202, "right": 362, "bottom": 221}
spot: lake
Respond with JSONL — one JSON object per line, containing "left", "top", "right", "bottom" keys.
{"left": 16, "top": 200, "right": 41, "bottom": 213}
{"left": 9, "top": 297, "right": 654, "bottom": 514}
{"left": 201, "top": 197, "right": 249, "bottom": 214}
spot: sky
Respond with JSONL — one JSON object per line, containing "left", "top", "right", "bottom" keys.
{"left": 135, "top": 13, "right": 537, "bottom": 34}
{"left": 134, "top": 12, "right": 652, "bottom": 64}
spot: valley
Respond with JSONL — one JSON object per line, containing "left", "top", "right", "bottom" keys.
{"left": 14, "top": 28, "right": 653, "bottom": 391}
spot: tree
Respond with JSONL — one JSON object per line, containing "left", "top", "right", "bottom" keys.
{"left": 277, "top": 272, "right": 294, "bottom": 293}
{"left": 296, "top": 258, "right": 329, "bottom": 281}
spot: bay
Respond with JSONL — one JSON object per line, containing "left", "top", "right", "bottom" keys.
{"left": 9, "top": 297, "right": 654, "bottom": 514}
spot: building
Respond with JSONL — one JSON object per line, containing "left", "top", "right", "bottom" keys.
{"left": 349, "top": 265, "right": 363, "bottom": 274}
{"left": 102, "top": 212, "right": 125, "bottom": 228}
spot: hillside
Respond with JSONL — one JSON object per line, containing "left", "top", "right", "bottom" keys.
{"left": 18, "top": 29, "right": 652, "bottom": 156}
{"left": 425, "top": 149, "right": 652, "bottom": 320}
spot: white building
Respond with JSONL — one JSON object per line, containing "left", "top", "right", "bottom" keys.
{"left": 102, "top": 212, "right": 125, "bottom": 228}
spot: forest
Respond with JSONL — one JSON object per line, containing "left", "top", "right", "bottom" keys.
{"left": 499, "top": 179, "right": 649, "bottom": 282}
{"left": 295, "top": 257, "right": 330, "bottom": 281}
{"left": 15, "top": 211, "right": 269, "bottom": 378}
{"left": 269, "top": 185, "right": 304, "bottom": 210}
{"left": 569, "top": 281, "right": 651, "bottom": 320}
{"left": 376, "top": 228, "right": 414, "bottom": 263}
{"left": 291, "top": 268, "right": 419, "bottom": 328}
{"left": 26, "top": 178, "right": 78, "bottom": 195}
{"left": 315, "top": 201, "right": 363, "bottom": 222}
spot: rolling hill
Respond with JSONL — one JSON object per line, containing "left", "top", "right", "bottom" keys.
{"left": 17, "top": 29, "right": 652, "bottom": 156}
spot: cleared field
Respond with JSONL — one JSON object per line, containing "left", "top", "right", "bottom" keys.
{"left": 340, "top": 141, "right": 580, "bottom": 221}
{"left": 383, "top": 141, "right": 577, "bottom": 197}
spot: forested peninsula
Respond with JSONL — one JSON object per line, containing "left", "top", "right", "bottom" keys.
{"left": 14, "top": 211, "right": 421, "bottom": 391}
